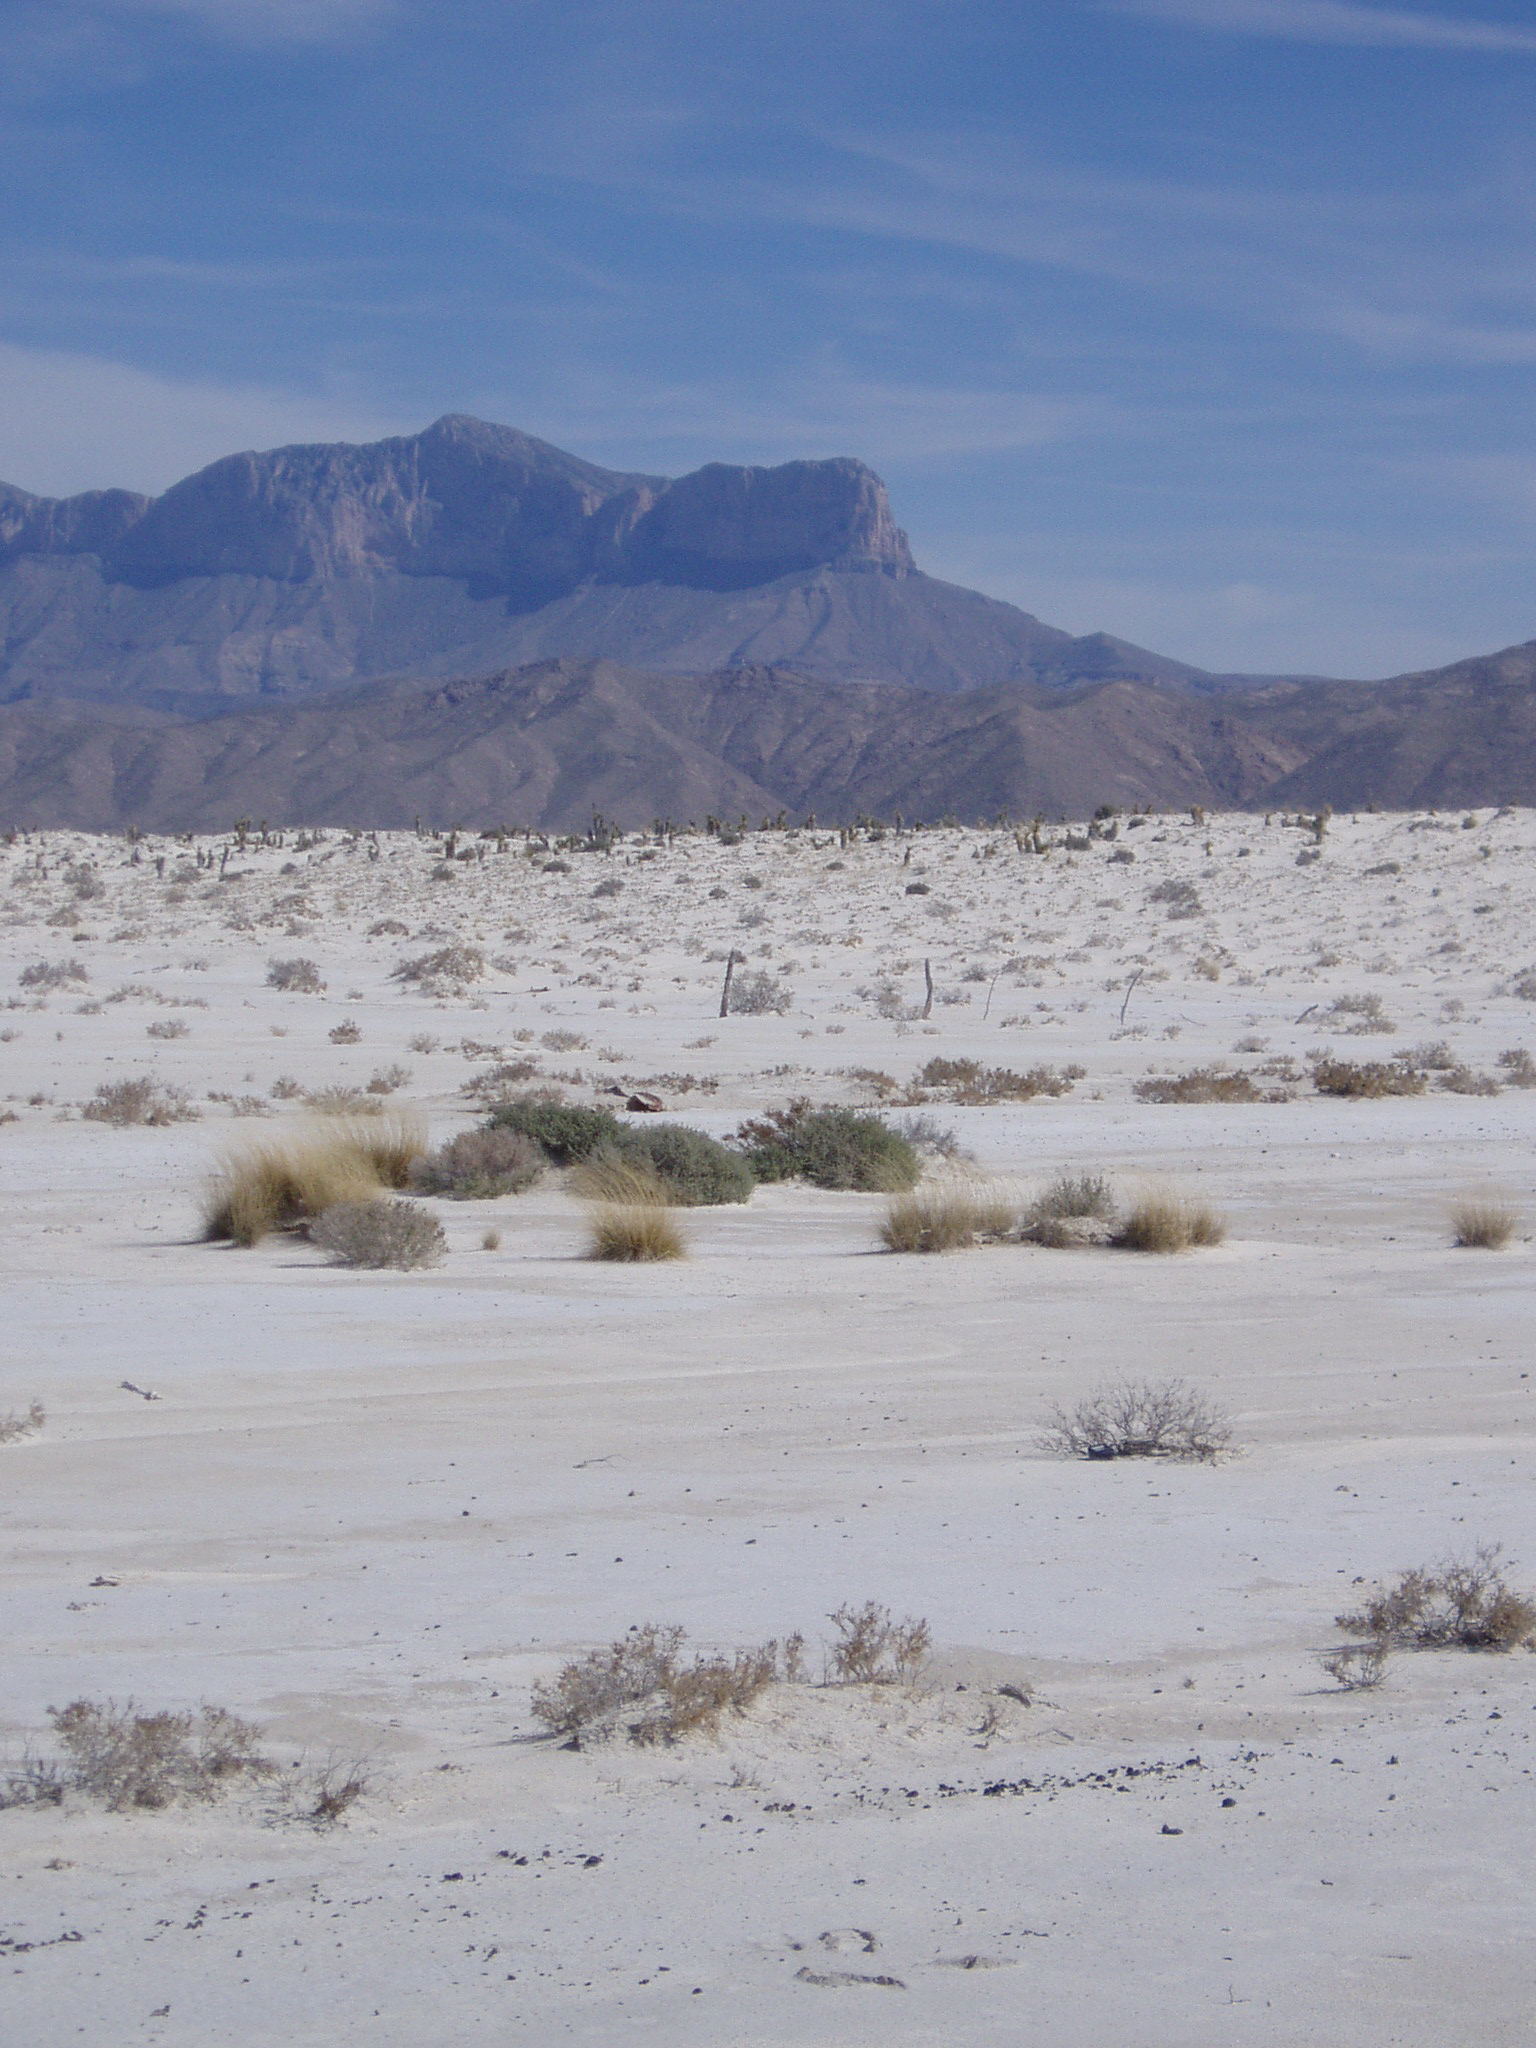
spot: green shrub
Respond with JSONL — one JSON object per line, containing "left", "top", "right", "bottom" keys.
{"left": 731, "top": 1100, "right": 920, "bottom": 1192}
{"left": 486, "top": 1095, "right": 623, "bottom": 1162}
{"left": 621, "top": 1124, "right": 755, "bottom": 1206}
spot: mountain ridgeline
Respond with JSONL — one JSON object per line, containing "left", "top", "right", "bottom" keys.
{"left": 0, "top": 413, "right": 1533, "bottom": 827}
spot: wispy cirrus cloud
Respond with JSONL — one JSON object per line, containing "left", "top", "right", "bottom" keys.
{"left": 1110, "top": 0, "right": 1536, "bottom": 53}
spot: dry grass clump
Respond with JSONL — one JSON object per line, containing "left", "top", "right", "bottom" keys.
{"left": 586, "top": 1200, "right": 687, "bottom": 1262}
{"left": 412, "top": 1126, "right": 544, "bottom": 1199}
{"left": 879, "top": 1181, "right": 1015, "bottom": 1253}
{"left": 1133, "top": 1067, "right": 1274, "bottom": 1104}
{"left": 39, "top": 1700, "right": 268, "bottom": 1811}
{"left": 1114, "top": 1192, "right": 1226, "bottom": 1252}
{"left": 204, "top": 1115, "right": 424, "bottom": 1244}
{"left": 1039, "top": 1378, "right": 1235, "bottom": 1461}
{"left": 530, "top": 1624, "right": 793, "bottom": 1747}
{"left": 310, "top": 1198, "right": 446, "bottom": 1270}
{"left": 265, "top": 957, "right": 325, "bottom": 993}
{"left": 83, "top": 1075, "right": 198, "bottom": 1126}
{"left": 826, "top": 1601, "right": 931, "bottom": 1684}
{"left": 1450, "top": 1199, "right": 1518, "bottom": 1249}
{"left": 1336, "top": 1543, "right": 1536, "bottom": 1651}
{"left": 0, "top": 1401, "right": 45, "bottom": 1444}
{"left": 1310, "top": 1057, "right": 1424, "bottom": 1098}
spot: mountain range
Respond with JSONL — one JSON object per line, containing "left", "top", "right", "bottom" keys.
{"left": 0, "top": 414, "right": 1531, "bottom": 829}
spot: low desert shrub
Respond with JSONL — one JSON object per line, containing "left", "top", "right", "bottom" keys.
{"left": 1336, "top": 1543, "right": 1536, "bottom": 1650}
{"left": 1496, "top": 1047, "right": 1536, "bottom": 1087}
{"left": 1133, "top": 1067, "right": 1271, "bottom": 1104}
{"left": 1327, "top": 991, "right": 1395, "bottom": 1034}
{"left": 19, "top": 959, "right": 87, "bottom": 990}
{"left": 619, "top": 1124, "right": 755, "bottom": 1206}
{"left": 0, "top": 1401, "right": 44, "bottom": 1444}
{"left": 732, "top": 1100, "right": 920, "bottom": 1192}
{"left": 145, "top": 1018, "right": 189, "bottom": 1040}
{"left": 530, "top": 1624, "right": 793, "bottom": 1747}
{"left": 585, "top": 1202, "right": 686, "bottom": 1261}
{"left": 890, "top": 1112, "right": 969, "bottom": 1159}
{"left": 412, "top": 1126, "right": 544, "bottom": 1199}
{"left": 1034, "top": 1171, "right": 1115, "bottom": 1220}
{"left": 44, "top": 1699, "right": 269, "bottom": 1810}
{"left": 826, "top": 1602, "right": 931, "bottom": 1685}
{"left": 1310, "top": 1058, "right": 1425, "bottom": 1098}
{"left": 83, "top": 1075, "right": 197, "bottom": 1127}
{"left": 328, "top": 1019, "right": 362, "bottom": 1044}
{"left": 1318, "top": 1642, "right": 1390, "bottom": 1691}
{"left": 879, "top": 1182, "right": 1015, "bottom": 1253}
{"left": 913, "top": 1057, "right": 1081, "bottom": 1103}
{"left": 394, "top": 944, "right": 485, "bottom": 987}
{"left": 460, "top": 1058, "right": 542, "bottom": 1102}
{"left": 728, "top": 969, "right": 792, "bottom": 1015}
{"left": 310, "top": 1198, "right": 446, "bottom": 1271}
{"left": 1148, "top": 878, "right": 1202, "bottom": 918}
{"left": 265, "top": 957, "right": 325, "bottom": 993}
{"left": 1039, "top": 1378, "right": 1234, "bottom": 1461}
{"left": 1450, "top": 1200, "right": 1517, "bottom": 1249}
{"left": 487, "top": 1095, "right": 622, "bottom": 1163}
{"left": 1114, "top": 1193, "right": 1226, "bottom": 1252}
{"left": 1436, "top": 1064, "right": 1499, "bottom": 1097}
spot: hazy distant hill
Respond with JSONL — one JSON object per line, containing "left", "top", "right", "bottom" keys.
{"left": 3, "top": 641, "right": 1533, "bottom": 833}
{"left": 0, "top": 414, "right": 1205, "bottom": 710}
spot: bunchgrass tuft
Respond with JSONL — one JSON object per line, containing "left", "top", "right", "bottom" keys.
{"left": 1450, "top": 1199, "right": 1517, "bottom": 1249}
{"left": 1114, "top": 1192, "right": 1226, "bottom": 1252}
{"left": 879, "top": 1181, "right": 1015, "bottom": 1253}
{"left": 586, "top": 1202, "right": 686, "bottom": 1261}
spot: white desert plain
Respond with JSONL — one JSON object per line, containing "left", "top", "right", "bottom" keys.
{"left": 4, "top": 805, "right": 1536, "bottom": 2048}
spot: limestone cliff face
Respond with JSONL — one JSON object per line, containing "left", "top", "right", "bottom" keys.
{"left": 0, "top": 414, "right": 912, "bottom": 597}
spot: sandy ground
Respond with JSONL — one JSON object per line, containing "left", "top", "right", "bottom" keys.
{"left": 3, "top": 808, "right": 1536, "bottom": 2046}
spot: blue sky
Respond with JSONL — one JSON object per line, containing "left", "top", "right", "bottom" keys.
{"left": 5, "top": 0, "right": 1536, "bottom": 675}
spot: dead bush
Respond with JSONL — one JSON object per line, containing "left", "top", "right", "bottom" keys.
{"left": 585, "top": 1202, "right": 686, "bottom": 1261}
{"left": 1114, "top": 1193, "right": 1226, "bottom": 1251}
{"left": 728, "top": 968, "right": 792, "bottom": 1015}
{"left": 145, "top": 1018, "right": 189, "bottom": 1040}
{"left": 1327, "top": 992, "right": 1395, "bottom": 1034}
{"left": 460, "top": 1058, "right": 542, "bottom": 1103}
{"left": 1318, "top": 1643, "right": 1389, "bottom": 1691}
{"left": 1310, "top": 1058, "right": 1425, "bottom": 1099}
{"left": 303, "top": 1757, "right": 372, "bottom": 1826}
{"left": 265, "top": 957, "right": 325, "bottom": 993}
{"left": 0, "top": 1401, "right": 44, "bottom": 1444}
{"left": 1337, "top": 1543, "right": 1536, "bottom": 1650}
{"left": 1436, "top": 1065, "right": 1499, "bottom": 1096}
{"left": 83, "top": 1076, "right": 198, "bottom": 1127}
{"left": 328, "top": 1019, "right": 362, "bottom": 1044}
{"left": 826, "top": 1602, "right": 931, "bottom": 1685}
{"left": 1039, "top": 1378, "right": 1234, "bottom": 1461}
{"left": 310, "top": 1198, "right": 446, "bottom": 1271}
{"left": 44, "top": 1699, "right": 269, "bottom": 1810}
{"left": 530, "top": 1624, "right": 791, "bottom": 1747}
{"left": 1133, "top": 1067, "right": 1274, "bottom": 1104}
{"left": 879, "top": 1182, "right": 1015, "bottom": 1253}
{"left": 1496, "top": 1047, "right": 1536, "bottom": 1087}
{"left": 1450, "top": 1200, "right": 1517, "bottom": 1249}
{"left": 412, "top": 1126, "right": 544, "bottom": 1199}
{"left": 19, "top": 959, "right": 88, "bottom": 990}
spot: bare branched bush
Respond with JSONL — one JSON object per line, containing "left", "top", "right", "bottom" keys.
{"left": 1114, "top": 1193, "right": 1226, "bottom": 1252}
{"left": 266, "top": 957, "right": 325, "bottom": 993}
{"left": 530, "top": 1624, "right": 791, "bottom": 1747}
{"left": 1337, "top": 1543, "right": 1536, "bottom": 1650}
{"left": 826, "top": 1602, "right": 932, "bottom": 1685}
{"left": 83, "top": 1075, "right": 198, "bottom": 1127}
{"left": 1327, "top": 991, "right": 1395, "bottom": 1035}
{"left": 412, "top": 1126, "right": 544, "bottom": 1199}
{"left": 1039, "top": 1378, "right": 1235, "bottom": 1461}
{"left": 44, "top": 1699, "right": 270, "bottom": 1810}
{"left": 19, "top": 959, "right": 88, "bottom": 991}
{"left": 302, "top": 1756, "right": 372, "bottom": 1825}
{"left": 728, "top": 969, "right": 792, "bottom": 1015}
{"left": 1450, "top": 1200, "right": 1517, "bottom": 1249}
{"left": 585, "top": 1202, "right": 686, "bottom": 1261}
{"left": 1319, "top": 1642, "right": 1389, "bottom": 1691}
{"left": 879, "top": 1182, "right": 1015, "bottom": 1253}
{"left": 0, "top": 1401, "right": 45, "bottom": 1444}
{"left": 310, "top": 1199, "right": 446, "bottom": 1271}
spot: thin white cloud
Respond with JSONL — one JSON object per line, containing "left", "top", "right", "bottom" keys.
{"left": 92, "top": 0, "right": 401, "bottom": 46}
{"left": 0, "top": 343, "right": 406, "bottom": 497}
{"left": 1111, "top": 0, "right": 1536, "bottom": 53}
